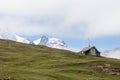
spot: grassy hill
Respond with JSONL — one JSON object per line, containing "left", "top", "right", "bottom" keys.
{"left": 0, "top": 39, "right": 120, "bottom": 80}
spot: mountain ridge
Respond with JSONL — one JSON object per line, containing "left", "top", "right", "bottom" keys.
{"left": 0, "top": 33, "right": 67, "bottom": 49}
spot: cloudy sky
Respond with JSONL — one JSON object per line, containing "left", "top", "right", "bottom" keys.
{"left": 0, "top": 0, "right": 120, "bottom": 57}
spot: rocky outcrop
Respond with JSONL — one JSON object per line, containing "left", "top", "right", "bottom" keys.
{"left": 97, "top": 64, "right": 120, "bottom": 76}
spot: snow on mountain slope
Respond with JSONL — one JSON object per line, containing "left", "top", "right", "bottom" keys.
{"left": 33, "top": 36, "right": 67, "bottom": 49}
{"left": 47, "top": 38, "right": 67, "bottom": 49}
{"left": 33, "top": 38, "right": 41, "bottom": 45}
{"left": 14, "top": 35, "right": 31, "bottom": 44}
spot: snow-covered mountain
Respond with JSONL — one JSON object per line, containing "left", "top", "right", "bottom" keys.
{"left": 33, "top": 36, "right": 48, "bottom": 45}
{"left": 0, "top": 31, "right": 31, "bottom": 44}
{"left": 0, "top": 32, "right": 67, "bottom": 49}
{"left": 46, "top": 38, "right": 67, "bottom": 49}
{"left": 33, "top": 36, "right": 67, "bottom": 49}
{"left": 102, "top": 48, "right": 120, "bottom": 59}
{"left": 14, "top": 35, "right": 31, "bottom": 44}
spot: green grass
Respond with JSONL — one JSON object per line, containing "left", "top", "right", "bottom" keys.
{"left": 0, "top": 39, "right": 120, "bottom": 80}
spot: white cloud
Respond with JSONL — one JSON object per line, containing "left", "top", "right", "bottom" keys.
{"left": 0, "top": 0, "right": 120, "bottom": 38}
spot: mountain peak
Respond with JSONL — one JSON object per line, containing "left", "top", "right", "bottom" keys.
{"left": 33, "top": 36, "right": 67, "bottom": 49}
{"left": 47, "top": 38, "right": 67, "bottom": 49}
{"left": 40, "top": 35, "right": 48, "bottom": 45}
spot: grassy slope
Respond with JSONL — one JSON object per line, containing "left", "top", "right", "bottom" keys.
{"left": 0, "top": 39, "right": 120, "bottom": 80}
